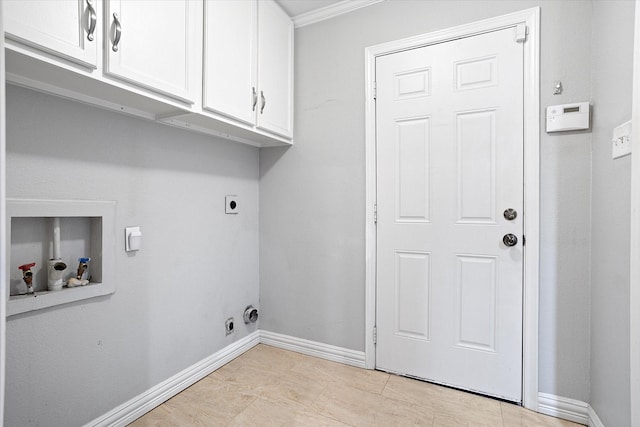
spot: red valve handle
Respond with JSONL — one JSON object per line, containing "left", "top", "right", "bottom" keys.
{"left": 18, "top": 262, "right": 36, "bottom": 271}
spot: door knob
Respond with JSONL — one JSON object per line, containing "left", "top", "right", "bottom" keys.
{"left": 503, "top": 234, "right": 518, "bottom": 247}
{"left": 503, "top": 208, "right": 517, "bottom": 221}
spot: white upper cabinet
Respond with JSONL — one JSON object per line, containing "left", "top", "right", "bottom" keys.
{"left": 203, "top": 0, "right": 257, "bottom": 126}
{"left": 203, "top": 0, "right": 293, "bottom": 139}
{"left": 4, "top": 0, "right": 99, "bottom": 68}
{"left": 104, "top": 0, "right": 199, "bottom": 104}
{"left": 256, "top": 0, "right": 293, "bottom": 138}
{"left": 4, "top": 0, "right": 292, "bottom": 146}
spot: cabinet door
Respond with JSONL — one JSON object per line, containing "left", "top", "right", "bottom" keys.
{"left": 203, "top": 0, "right": 257, "bottom": 126}
{"left": 4, "top": 0, "right": 99, "bottom": 68}
{"left": 105, "top": 0, "right": 198, "bottom": 103}
{"left": 257, "top": 0, "right": 293, "bottom": 138}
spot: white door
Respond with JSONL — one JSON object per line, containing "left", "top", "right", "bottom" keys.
{"left": 203, "top": 0, "right": 257, "bottom": 126}
{"left": 104, "top": 0, "right": 198, "bottom": 103}
{"left": 4, "top": 0, "right": 98, "bottom": 68}
{"left": 376, "top": 28, "right": 524, "bottom": 402}
{"left": 256, "top": 0, "right": 293, "bottom": 138}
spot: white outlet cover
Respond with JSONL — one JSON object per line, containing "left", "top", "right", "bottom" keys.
{"left": 225, "top": 196, "right": 238, "bottom": 214}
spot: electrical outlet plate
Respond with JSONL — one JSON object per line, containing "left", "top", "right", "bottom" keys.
{"left": 225, "top": 196, "right": 238, "bottom": 214}
{"left": 612, "top": 120, "right": 632, "bottom": 159}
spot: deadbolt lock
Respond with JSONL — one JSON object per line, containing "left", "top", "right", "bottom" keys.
{"left": 503, "top": 208, "right": 517, "bottom": 221}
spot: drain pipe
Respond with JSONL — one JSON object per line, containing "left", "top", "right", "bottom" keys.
{"left": 52, "top": 217, "right": 60, "bottom": 260}
{"left": 47, "top": 217, "right": 66, "bottom": 291}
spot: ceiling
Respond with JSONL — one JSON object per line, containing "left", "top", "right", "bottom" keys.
{"left": 276, "top": 0, "right": 343, "bottom": 18}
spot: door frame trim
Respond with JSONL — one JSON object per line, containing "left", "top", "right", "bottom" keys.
{"left": 364, "top": 7, "right": 540, "bottom": 410}
{"left": 630, "top": 1, "right": 640, "bottom": 423}
{"left": 0, "top": 1, "right": 6, "bottom": 423}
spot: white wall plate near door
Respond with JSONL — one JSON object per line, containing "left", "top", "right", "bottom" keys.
{"left": 612, "top": 120, "right": 632, "bottom": 159}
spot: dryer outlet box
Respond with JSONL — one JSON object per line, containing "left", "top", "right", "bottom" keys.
{"left": 225, "top": 196, "right": 238, "bottom": 214}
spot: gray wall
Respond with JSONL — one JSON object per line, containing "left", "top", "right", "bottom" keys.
{"left": 260, "top": 0, "right": 594, "bottom": 402}
{"left": 589, "top": 2, "right": 634, "bottom": 426}
{"left": 5, "top": 85, "right": 260, "bottom": 426}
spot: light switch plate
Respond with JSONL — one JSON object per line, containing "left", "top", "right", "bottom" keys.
{"left": 225, "top": 196, "right": 238, "bottom": 214}
{"left": 612, "top": 120, "right": 632, "bottom": 159}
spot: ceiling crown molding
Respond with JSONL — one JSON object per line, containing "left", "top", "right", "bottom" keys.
{"left": 293, "top": 0, "right": 385, "bottom": 28}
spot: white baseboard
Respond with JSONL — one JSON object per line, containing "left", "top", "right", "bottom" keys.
{"left": 538, "top": 392, "right": 589, "bottom": 425}
{"left": 538, "top": 392, "right": 607, "bottom": 427}
{"left": 89, "top": 332, "right": 603, "bottom": 427}
{"left": 259, "top": 330, "right": 366, "bottom": 369}
{"left": 86, "top": 331, "right": 260, "bottom": 427}
{"left": 85, "top": 330, "right": 364, "bottom": 426}
{"left": 587, "top": 405, "right": 606, "bottom": 427}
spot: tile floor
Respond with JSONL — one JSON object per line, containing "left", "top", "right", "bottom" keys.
{"left": 130, "top": 344, "right": 583, "bottom": 426}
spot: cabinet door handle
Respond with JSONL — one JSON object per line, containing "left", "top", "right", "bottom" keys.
{"left": 86, "top": 0, "right": 97, "bottom": 42}
{"left": 252, "top": 87, "right": 258, "bottom": 111}
{"left": 260, "top": 91, "right": 266, "bottom": 114}
{"left": 112, "top": 12, "right": 122, "bottom": 52}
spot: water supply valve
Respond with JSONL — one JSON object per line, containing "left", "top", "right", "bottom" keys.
{"left": 18, "top": 262, "right": 36, "bottom": 295}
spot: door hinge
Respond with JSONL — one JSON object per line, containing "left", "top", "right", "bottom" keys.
{"left": 373, "top": 81, "right": 377, "bottom": 100}
{"left": 373, "top": 327, "right": 377, "bottom": 344}
{"left": 522, "top": 234, "right": 526, "bottom": 246}
{"left": 373, "top": 203, "right": 378, "bottom": 224}
{"left": 515, "top": 23, "right": 528, "bottom": 43}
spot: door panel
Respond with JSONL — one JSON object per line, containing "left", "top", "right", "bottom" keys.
{"left": 455, "top": 255, "right": 497, "bottom": 352}
{"left": 395, "top": 251, "right": 431, "bottom": 340}
{"left": 456, "top": 109, "right": 496, "bottom": 223}
{"left": 376, "top": 28, "right": 524, "bottom": 402}
{"left": 396, "top": 117, "right": 431, "bottom": 222}
{"left": 455, "top": 56, "right": 498, "bottom": 91}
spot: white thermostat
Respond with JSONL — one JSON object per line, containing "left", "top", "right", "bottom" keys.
{"left": 546, "top": 102, "right": 590, "bottom": 132}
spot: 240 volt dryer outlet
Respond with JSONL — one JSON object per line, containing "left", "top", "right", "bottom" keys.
{"left": 225, "top": 196, "right": 238, "bottom": 214}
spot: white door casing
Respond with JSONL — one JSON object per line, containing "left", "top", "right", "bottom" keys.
{"left": 364, "top": 7, "right": 540, "bottom": 410}
{"left": 375, "top": 28, "right": 523, "bottom": 402}
{"left": 0, "top": 1, "right": 7, "bottom": 423}
{"left": 630, "top": 1, "right": 640, "bottom": 424}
